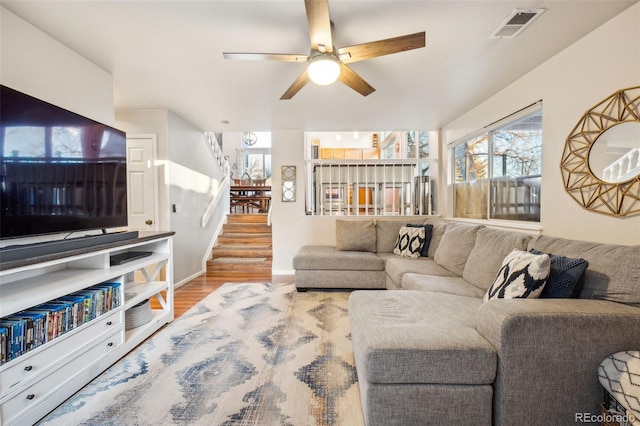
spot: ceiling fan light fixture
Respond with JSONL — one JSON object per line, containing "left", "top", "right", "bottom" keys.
{"left": 308, "top": 56, "right": 341, "bottom": 85}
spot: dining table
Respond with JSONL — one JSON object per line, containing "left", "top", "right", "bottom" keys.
{"left": 230, "top": 185, "right": 272, "bottom": 213}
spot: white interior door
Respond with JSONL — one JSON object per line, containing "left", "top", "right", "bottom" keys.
{"left": 126, "top": 134, "right": 158, "bottom": 231}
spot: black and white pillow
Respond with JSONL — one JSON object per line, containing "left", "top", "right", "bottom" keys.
{"left": 406, "top": 224, "right": 433, "bottom": 257}
{"left": 393, "top": 226, "right": 426, "bottom": 258}
{"left": 484, "top": 249, "right": 550, "bottom": 301}
{"left": 599, "top": 351, "right": 640, "bottom": 421}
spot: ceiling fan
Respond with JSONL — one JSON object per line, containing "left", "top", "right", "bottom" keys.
{"left": 223, "top": 0, "right": 426, "bottom": 100}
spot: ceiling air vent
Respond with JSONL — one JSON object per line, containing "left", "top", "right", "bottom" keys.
{"left": 489, "top": 8, "right": 546, "bottom": 39}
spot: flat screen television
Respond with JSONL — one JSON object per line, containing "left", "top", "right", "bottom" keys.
{"left": 0, "top": 85, "right": 128, "bottom": 240}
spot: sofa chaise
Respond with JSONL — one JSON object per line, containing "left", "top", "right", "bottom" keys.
{"left": 293, "top": 218, "right": 640, "bottom": 425}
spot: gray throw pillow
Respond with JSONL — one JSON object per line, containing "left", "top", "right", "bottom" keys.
{"left": 335, "top": 219, "right": 377, "bottom": 252}
{"left": 375, "top": 220, "right": 405, "bottom": 253}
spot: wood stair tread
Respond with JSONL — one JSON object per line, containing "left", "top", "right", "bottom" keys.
{"left": 215, "top": 244, "right": 271, "bottom": 249}
{"left": 221, "top": 232, "right": 272, "bottom": 237}
{"left": 212, "top": 257, "right": 268, "bottom": 263}
{"left": 226, "top": 214, "right": 268, "bottom": 224}
{"left": 208, "top": 214, "right": 272, "bottom": 275}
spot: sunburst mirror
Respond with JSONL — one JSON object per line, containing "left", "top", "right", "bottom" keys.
{"left": 560, "top": 86, "right": 640, "bottom": 217}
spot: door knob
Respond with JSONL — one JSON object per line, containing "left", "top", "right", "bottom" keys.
{"left": 145, "top": 219, "right": 153, "bottom": 225}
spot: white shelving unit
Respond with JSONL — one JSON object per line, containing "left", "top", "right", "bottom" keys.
{"left": 0, "top": 232, "right": 174, "bottom": 426}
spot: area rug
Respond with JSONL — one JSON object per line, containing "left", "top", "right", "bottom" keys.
{"left": 38, "top": 283, "right": 364, "bottom": 426}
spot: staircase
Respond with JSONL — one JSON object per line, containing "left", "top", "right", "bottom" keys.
{"left": 209, "top": 214, "right": 272, "bottom": 277}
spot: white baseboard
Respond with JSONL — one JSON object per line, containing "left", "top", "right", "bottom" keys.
{"left": 175, "top": 270, "right": 204, "bottom": 289}
{"left": 272, "top": 269, "right": 295, "bottom": 276}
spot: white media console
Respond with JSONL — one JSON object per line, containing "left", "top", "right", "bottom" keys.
{"left": 0, "top": 232, "right": 174, "bottom": 425}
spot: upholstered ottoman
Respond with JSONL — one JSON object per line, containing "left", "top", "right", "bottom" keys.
{"left": 293, "top": 245, "right": 386, "bottom": 290}
{"left": 349, "top": 290, "right": 496, "bottom": 425}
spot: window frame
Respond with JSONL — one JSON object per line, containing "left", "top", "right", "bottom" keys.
{"left": 449, "top": 101, "right": 543, "bottom": 225}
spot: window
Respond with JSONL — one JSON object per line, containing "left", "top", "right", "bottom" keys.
{"left": 3, "top": 126, "right": 123, "bottom": 159}
{"left": 452, "top": 103, "right": 542, "bottom": 222}
{"left": 233, "top": 132, "right": 271, "bottom": 184}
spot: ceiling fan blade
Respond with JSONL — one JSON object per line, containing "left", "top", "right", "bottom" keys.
{"left": 338, "top": 32, "right": 426, "bottom": 64}
{"left": 305, "top": 0, "right": 333, "bottom": 52}
{"left": 338, "top": 63, "right": 375, "bottom": 97}
{"left": 280, "top": 69, "right": 311, "bottom": 100}
{"left": 223, "top": 53, "right": 308, "bottom": 62}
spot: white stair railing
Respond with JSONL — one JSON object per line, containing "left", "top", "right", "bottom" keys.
{"left": 307, "top": 159, "right": 430, "bottom": 216}
{"left": 603, "top": 148, "right": 640, "bottom": 183}
{"left": 204, "top": 132, "right": 231, "bottom": 176}
{"left": 202, "top": 132, "right": 231, "bottom": 228}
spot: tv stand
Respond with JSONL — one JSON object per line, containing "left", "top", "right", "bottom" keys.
{"left": 0, "top": 231, "right": 139, "bottom": 265}
{"left": 0, "top": 232, "right": 174, "bottom": 425}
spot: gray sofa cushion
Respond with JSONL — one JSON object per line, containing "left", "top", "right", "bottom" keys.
{"left": 402, "top": 273, "right": 487, "bottom": 298}
{"left": 359, "top": 382, "right": 493, "bottom": 426}
{"left": 424, "top": 220, "right": 447, "bottom": 257}
{"left": 477, "top": 298, "right": 640, "bottom": 426}
{"left": 296, "top": 269, "right": 386, "bottom": 289}
{"left": 335, "top": 219, "right": 376, "bottom": 252}
{"left": 376, "top": 220, "right": 406, "bottom": 253}
{"left": 349, "top": 290, "right": 496, "bottom": 385}
{"left": 462, "top": 227, "right": 532, "bottom": 290}
{"left": 293, "top": 245, "right": 384, "bottom": 271}
{"left": 528, "top": 236, "right": 640, "bottom": 307}
{"left": 434, "top": 222, "right": 482, "bottom": 275}
{"left": 385, "top": 257, "right": 458, "bottom": 288}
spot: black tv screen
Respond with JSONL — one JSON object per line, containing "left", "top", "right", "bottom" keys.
{"left": 0, "top": 85, "right": 128, "bottom": 239}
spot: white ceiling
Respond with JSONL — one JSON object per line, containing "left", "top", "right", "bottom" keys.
{"left": 2, "top": 0, "right": 637, "bottom": 132}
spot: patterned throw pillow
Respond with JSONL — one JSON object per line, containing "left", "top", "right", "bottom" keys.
{"left": 393, "top": 226, "right": 426, "bottom": 258}
{"left": 406, "top": 224, "right": 433, "bottom": 257}
{"left": 530, "top": 249, "right": 589, "bottom": 298}
{"left": 484, "top": 249, "right": 551, "bottom": 301}
{"left": 599, "top": 351, "right": 640, "bottom": 421}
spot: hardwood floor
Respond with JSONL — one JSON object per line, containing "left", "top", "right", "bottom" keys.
{"left": 169, "top": 213, "right": 293, "bottom": 318}
{"left": 172, "top": 273, "right": 293, "bottom": 317}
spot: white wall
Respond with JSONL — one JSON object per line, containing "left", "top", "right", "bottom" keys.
{"left": 116, "top": 110, "right": 225, "bottom": 285}
{"left": 0, "top": 7, "right": 114, "bottom": 126}
{"left": 0, "top": 6, "right": 116, "bottom": 247}
{"left": 241, "top": 129, "right": 369, "bottom": 273}
{"left": 166, "top": 112, "right": 225, "bottom": 285}
{"left": 441, "top": 3, "right": 640, "bottom": 245}
{"left": 270, "top": 5, "right": 640, "bottom": 272}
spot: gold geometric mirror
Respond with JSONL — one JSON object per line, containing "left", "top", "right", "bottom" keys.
{"left": 560, "top": 86, "right": 640, "bottom": 217}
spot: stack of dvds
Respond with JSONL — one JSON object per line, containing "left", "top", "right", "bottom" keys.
{"left": 0, "top": 281, "right": 121, "bottom": 365}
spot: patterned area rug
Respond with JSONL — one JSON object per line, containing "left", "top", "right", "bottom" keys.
{"left": 38, "top": 283, "right": 364, "bottom": 426}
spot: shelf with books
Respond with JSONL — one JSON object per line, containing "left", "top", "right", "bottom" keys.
{"left": 0, "top": 280, "right": 123, "bottom": 366}
{"left": 0, "top": 308, "right": 121, "bottom": 399}
{"left": 0, "top": 231, "right": 174, "bottom": 426}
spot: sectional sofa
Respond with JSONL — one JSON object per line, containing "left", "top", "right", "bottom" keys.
{"left": 293, "top": 218, "right": 640, "bottom": 425}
